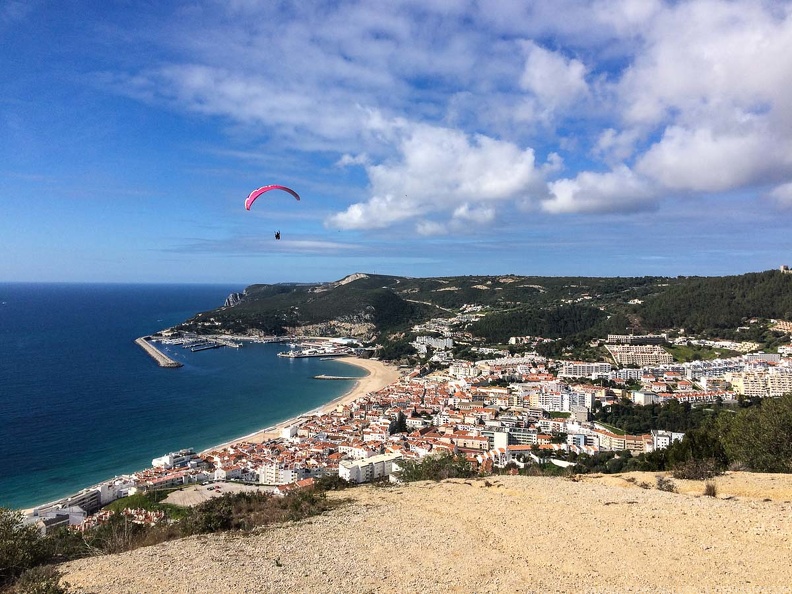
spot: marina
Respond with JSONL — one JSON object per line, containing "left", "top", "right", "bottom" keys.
{"left": 277, "top": 341, "right": 352, "bottom": 359}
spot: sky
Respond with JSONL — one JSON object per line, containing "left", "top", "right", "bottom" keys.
{"left": 2, "top": 0, "right": 792, "bottom": 284}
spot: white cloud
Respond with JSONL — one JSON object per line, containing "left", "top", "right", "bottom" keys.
{"left": 593, "top": 128, "right": 641, "bottom": 164}
{"left": 606, "top": 0, "right": 792, "bottom": 196}
{"left": 327, "top": 118, "right": 543, "bottom": 230}
{"left": 520, "top": 41, "right": 589, "bottom": 110}
{"left": 543, "top": 166, "right": 656, "bottom": 214}
{"left": 768, "top": 182, "right": 792, "bottom": 209}
{"left": 618, "top": 1, "right": 792, "bottom": 129}
{"left": 636, "top": 125, "right": 792, "bottom": 192}
{"left": 103, "top": 1, "right": 792, "bottom": 220}
{"left": 336, "top": 153, "right": 370, "bottom": 167}
{"left": 452, "top": 203, "right": 496, "bottom": 225}
{"left": 416, "top": 220, "right": 448, "bottom": 236}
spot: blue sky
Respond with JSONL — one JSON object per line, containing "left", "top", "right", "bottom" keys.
{"left": 2, "top": 1, "right": 791, "bottom": 284}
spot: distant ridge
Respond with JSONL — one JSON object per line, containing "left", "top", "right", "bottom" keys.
{"left": 173, "top": 270, "right": 792, "bottom": 346}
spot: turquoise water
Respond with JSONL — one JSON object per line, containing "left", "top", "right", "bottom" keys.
{"left": 0, "top": 283, "right": 365, "bottom": 510}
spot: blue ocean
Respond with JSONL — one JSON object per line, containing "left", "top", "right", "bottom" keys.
{"left": 0, "top": 283, "right": 365, "bottom": 510}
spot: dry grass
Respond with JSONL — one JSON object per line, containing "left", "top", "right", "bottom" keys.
{"left": 61, "top": 473, "right": 792, "bottom": 593}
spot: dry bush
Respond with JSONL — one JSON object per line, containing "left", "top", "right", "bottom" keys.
{"left": 656, "top": 475, "right": 677, "bottom": 493}
{"left": 672, "top": 458, "right": 723, "bottom": 480}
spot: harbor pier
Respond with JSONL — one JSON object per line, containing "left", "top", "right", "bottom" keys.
{"left": 313, "top": 374, "right": 358, "bottom": 380}
{"left": 135, "top": 337, "right": 183, "bottom": 368}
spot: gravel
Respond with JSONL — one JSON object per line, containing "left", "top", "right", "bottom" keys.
{"left": 61, "top": 472, "right": 792, "bottom": 593}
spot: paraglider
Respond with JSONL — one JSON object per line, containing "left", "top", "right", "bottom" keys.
{"left": 275, "top": 231, "right": 281, "bottom": 240}
{"left": 244, "top": 185, "right": 301, "bottom": 210}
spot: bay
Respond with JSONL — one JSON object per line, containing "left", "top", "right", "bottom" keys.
{"left": 0, "top": 283, "right": 364, "bottom": 510}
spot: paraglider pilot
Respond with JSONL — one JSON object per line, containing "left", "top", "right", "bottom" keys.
{"left": 275, "top": 231, "right": 281, "bottom": 240}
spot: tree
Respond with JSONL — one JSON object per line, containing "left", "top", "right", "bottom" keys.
{"left": 719, "top": 393, "right": 792, "bottom": 472}
{"left": 396, "top": 452, "right": 475, "bottom": 482}
{"left": 388, "top": 411, "right": 408, "bottom": 435}
{"left": 0, "top": 508, "right": 51, "bottom": 586}
{"left": 665, "top": 417, "right": 729, "bottom": 472}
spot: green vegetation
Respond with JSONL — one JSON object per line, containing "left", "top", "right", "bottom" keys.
{"left": 103, "top": 489, "right": 190, "bottom": 520}
{"left": 664, "top": 343, "right": 740, "bottom": 362}
{"left": 580, "top": 393, "right": 792, "bottom": 476}
{"left": 593, "top": 398, "right": 721, "bottom": 435}
{"left": 178, "top": 489, "right": 339, "bottom": 536}
{"left": 718, "top": 393, "right": 792, "bottom": 472}
{"left": 0, "top": 508, "right": 53, "bottom": 587}
{"left": 396, "top": 452, "right": 476, "bottom": 482}
{"left": 172, "top": 270, "right": 792, "bottom": 358}
{"left": 593, "top": 421, "right": 625, "bottom": 435}
{"left": 469, "top": 303, "right": 609, "bottom": 343}
{"left": 0, "top": 485, "right": 347, "bottom": 593}
{"left": 11, "top": 565, "right": 71, "bottom": 594}
{"left": 638, "top": 270, "right": 792, "bottom": 332}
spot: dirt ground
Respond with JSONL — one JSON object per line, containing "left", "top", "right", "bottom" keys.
{"left": 162, "top": 481, "right": 278, "bottom": 507}
{"left": 62, "top": 471, "right": 792, "bottom": 593}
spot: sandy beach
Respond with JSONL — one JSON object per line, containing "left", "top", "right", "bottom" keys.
{"left": 201, "top": 356, "right": 401, "bottom": 452}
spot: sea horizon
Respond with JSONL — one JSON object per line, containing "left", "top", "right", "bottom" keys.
{"left": 0, "top": 282, "right": 365, "bottom": 510}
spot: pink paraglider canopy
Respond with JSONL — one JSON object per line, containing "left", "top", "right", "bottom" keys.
{"left": 244, "top": 185, "right": 301, "bottom": 210}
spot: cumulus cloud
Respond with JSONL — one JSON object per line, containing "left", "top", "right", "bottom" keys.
{"left": 606, "top": 1, "right": 792, "bottom": 196}
{"left": 103, "top": 1, "right": 792, "bottom": 219}
{"left": 618, "top": 1, "right": 792, "bottom": 129}
{"left": 326, "top": 118, "right": 544, "bottom": 231}
{"left": 520, "top": 41, "right": 589, "bottom": 110}
{"left": 636, "top": 125, "right": 792, "bottom": 192}
{"left": 592, "top": 128, "right": 641, "bottom": 164}
{"left": 543, "top": 166, "right": 656, "bottom": 214}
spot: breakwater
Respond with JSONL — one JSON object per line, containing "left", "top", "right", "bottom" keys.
{"left": 135, "top": 337, "right": 183, "bottom": 368}
{"left": 313, "top": 374, "right": 358, "bottom": 380}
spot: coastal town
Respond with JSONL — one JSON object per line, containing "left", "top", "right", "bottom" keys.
{"left": 25, "top": 317, "right": 792, "bottom": 533}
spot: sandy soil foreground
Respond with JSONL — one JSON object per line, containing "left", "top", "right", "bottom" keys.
{"left": 61, "top": 472, "right": 792, "bottom": 593}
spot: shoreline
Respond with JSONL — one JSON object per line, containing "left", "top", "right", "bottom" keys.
{"left": 23, "top": 354, "right": 400, "bottom": 515}
{"left": 201, "top": 356, "right": 401, "bottom": 452}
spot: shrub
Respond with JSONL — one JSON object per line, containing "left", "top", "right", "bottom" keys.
{"left": 12, "top": 566, "right": 72, "bottom": 594}
{"left": 396, "top": 452, "right": 476, "bottom": 482}
{"left": 314, "top": 475, "right": 352, "bottom": 491}
{"left": 179, "top": 489, "right": 338, "bottom": 536}
{"left": 703, "top": 480, "right": 718, "bottom": 497}
{"left": 719, "top": 392, "right": 792, "bottom": 472}
{"left": 656, "top": 475, "right": 677, "bottom": 493}
{"left": 0, "top": 508, "right": 52, "bottom": 587}
{"left": 672, "top": 458, "right": 723, "bottom": 480}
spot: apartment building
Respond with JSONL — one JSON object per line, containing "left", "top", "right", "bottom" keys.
{"left": 338, "top": 452, "right": 403, "bottom": 484}
{"left": 607, "top": 345, "right": 674, "bottom": 366}
{"left": 557, "top": 361, "right": 612, "bottom": 379}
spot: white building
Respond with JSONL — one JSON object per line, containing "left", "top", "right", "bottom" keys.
{"left": 632, "top": 391, "right": 659, "bottom": 406}
{"left": 258, "top": 463, "right": 298, "bottom": 485}
{"left": 449, "top": 361, "right": 481, "bottom": 379}
{"left": 151, "top": 448, "right": 199, "bottom": 470}
{"left": 338, "top": 452, "right": 403, "bottom": 484}
{"left": 557, "top": 361, "right": 612, "bottom": 379}
{"left": 650, "top": 429, "right": 685, "bottom": 451}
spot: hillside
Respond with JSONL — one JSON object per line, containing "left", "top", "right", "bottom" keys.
{"left": 172, "top": 270, "right": 792, "bottom": 352}
{"left": 61, "top": 472, "right": 792, "bottom": 593}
